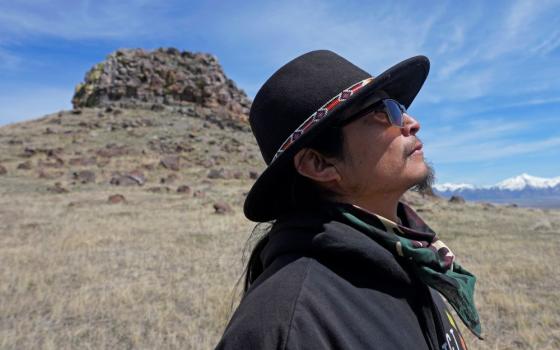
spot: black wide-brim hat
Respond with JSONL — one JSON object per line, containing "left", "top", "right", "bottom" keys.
{"left": 244, "top": 50, "right": 430, "bottom": 222}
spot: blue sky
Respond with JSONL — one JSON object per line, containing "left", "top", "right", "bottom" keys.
{"left": 1, "top": 0, "right": 559, "bottom": 186}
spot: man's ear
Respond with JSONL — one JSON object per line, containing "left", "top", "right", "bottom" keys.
{"left": 293, "top": 148, "right": 342, "bottom": 184}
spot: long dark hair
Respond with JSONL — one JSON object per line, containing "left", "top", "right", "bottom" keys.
{"left": 242, "top": 124, "right": 346, "bottom": 294}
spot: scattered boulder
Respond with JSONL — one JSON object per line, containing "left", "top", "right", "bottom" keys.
{"left": 7, "top": 139, "right": 23, "bottom": 145}
{"left": 505, "top": 203, "right": 518, "bottom": 208}
{"left": 151, "top": 103, "right": 165, "bottom": 112}
{"left": 249, "top": 170, "right": 259, "bottom": 180}
{"left": 177, "top": 185, "right": 191, "bottom": 194}
{"left": 207, "top": 168, "right": 232, "bottom": 179}
{"left": 160, "top": 173, "right": 179, "bottom": 184}
{"left": 46, "top": 148, "right": 64, "bottom": 158}
{"left": 147, "top": 186, "right": 171, "bottom": 193}
{"left": 96, "top": 158, "right": 110, "bottom": 167}
{"left": 47, "top": 182, "right": 68, "bottom": 194}
{"left": 110, "top": 170, "right": 145, "bottom": 186}
{"left": 17, "top": 161, "right": 32, "bottom": 170}
{"left": 21, "top": 147, "right": 37, "bottom": 158}
{"left": 110, "top": 175, "right": 137, "bottom": 186}
{"left": 38, "top": 156, "right": 64, "bottom": 168}
{"left": 233, "top": 171, "right": 243, "bottom": 179}
{"left": 160, "top": 155, "right": 180, "bottom": 171}
{"left": 18, "top": 147, "right": 63, "bottom": 159}
{"left": 108, "top": 194, "right": 126, "bottom": 204}
{"left": 481, "top": 202, "right": 495, "bottom": 211}
{"left": 126, "top": 170, "right": 146, "bottom": 185}
{"left": 72, "top": 170, "right": 96, "bottom": 184}
{"left": 198, "top": 159, "right": 215, "bottom": 168}
{"left": 0, "top": 164, "right": 6, "bottom": 175}
{"left": 213, "top": 201, "right": 233, "bottom": 214}
{"left": 448, "top": 195, "right": 465, "bottom": 204}
{"left": 141, "top": 163, "right": 156, "bottom": 171}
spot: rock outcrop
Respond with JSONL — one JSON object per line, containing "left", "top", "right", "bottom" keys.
{"left": 72, "top": 48, "right": 251, "bottom": 121}
{"left": 449, "top": 195, "right": 466, "bottom": 204}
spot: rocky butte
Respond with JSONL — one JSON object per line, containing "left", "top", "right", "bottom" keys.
{"left": 72, "top": 47, "right": 251, "bottom": 123}
{"left": 0, "top": 47, "right": 263, "bottom": 209}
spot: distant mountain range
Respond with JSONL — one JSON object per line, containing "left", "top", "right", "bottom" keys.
{"left": 433, "top": 173, "right": 560, "bottom": 208}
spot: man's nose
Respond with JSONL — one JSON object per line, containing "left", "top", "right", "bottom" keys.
{"left": 401, "top": 113, "right": 420, "bottom": 136}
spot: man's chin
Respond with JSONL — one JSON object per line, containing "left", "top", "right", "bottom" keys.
{"left": 410, "top": 160, "right": 435, "bottom": 194}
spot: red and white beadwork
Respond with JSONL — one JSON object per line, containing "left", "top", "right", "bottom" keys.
{"left": 271, "top": 77, "right": 374, "bottom": 163}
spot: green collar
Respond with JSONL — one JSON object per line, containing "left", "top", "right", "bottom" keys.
{"left": 322, "top": 201, "right": 483, "bottom": 339}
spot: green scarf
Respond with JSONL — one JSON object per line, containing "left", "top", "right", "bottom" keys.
{"left": 327, "top": 201, "right": 483, "bottom": 339}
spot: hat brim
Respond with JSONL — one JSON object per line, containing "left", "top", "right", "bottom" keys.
{"left": 244, "top": 55, "right": 430, "bottom": 222}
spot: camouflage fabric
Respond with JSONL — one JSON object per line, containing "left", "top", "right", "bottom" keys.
{"left": 326, "top": 201, "right": 483, "bottom": 339}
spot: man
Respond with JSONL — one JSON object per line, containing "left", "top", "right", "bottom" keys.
{"left": 216, "top": 50, "right": 482, "bottom": 349}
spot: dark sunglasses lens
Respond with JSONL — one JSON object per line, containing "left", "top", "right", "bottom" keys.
{"left": 338, "top": 99, "right": 384, "bottom": 126}
{"left": 384, "top": 100, "right": 404, "bottom": 127}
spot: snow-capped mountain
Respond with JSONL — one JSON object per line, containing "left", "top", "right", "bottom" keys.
{"left": 432, "top": 183, "right": 476, "bottom": 192}
{"left": 494, "top": 173, "right": 560, "bottom": 190}
{"left": 433, "top": 173, "right": 560, "bottom": 208}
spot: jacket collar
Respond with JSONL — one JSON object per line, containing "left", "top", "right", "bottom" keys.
{"left": 260, "top": 200, "right": 434, "bottom": 287}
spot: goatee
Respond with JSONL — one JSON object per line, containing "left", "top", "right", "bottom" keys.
{"left": 411, "top": 160, "right": 436, "bottom": 195}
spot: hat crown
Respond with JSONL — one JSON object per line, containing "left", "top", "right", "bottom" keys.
{"left": 249, "top": 50, "right": 370, "bottom": 165}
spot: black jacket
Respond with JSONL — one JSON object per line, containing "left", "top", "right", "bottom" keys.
{"left": 216, "top": 204, "right": 468, "bottom": 350}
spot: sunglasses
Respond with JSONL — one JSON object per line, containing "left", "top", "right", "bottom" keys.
{"left": 337, "top": 99, "right": 408, "bottom": 128}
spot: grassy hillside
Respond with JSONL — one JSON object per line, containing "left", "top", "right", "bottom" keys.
{"left": 1, "top": 107, "right": 559, "bottom": 349}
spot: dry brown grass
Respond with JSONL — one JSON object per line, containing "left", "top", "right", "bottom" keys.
{"left": 1, "top": 109, "right": 559, "bottom": 349}
{"left": 418, "top": 200, "right": 560, "bottom": 349}
{"left": 0, "top": 177, "right": 253, "bottom": 349}
{"left": 2, "top": 181, "right": 559, "bottom": 350}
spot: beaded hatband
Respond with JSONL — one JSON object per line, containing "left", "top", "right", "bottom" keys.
{"left": 271, "top": 77, "right": 375, "bottom": 163}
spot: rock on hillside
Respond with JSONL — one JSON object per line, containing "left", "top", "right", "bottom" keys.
{"left": 72, "top": 48, "right": 251, "bottom": 122}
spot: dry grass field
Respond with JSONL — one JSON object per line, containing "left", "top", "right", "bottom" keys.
{"left": 417, "top": 199, "right": 560, "bottom": 349}
{"left": 1, "top": 108, "right": 559, "bottom": 349}
{"left": 0, "top": 178, "right": 250, "bottom": 349}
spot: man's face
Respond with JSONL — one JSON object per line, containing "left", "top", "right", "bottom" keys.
{"left": 332, "top": 109, "right": 429, "bottom": 198}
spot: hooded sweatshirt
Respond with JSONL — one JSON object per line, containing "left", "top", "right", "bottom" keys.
{"left": 216, "top": 202, "right": 469, "bottom": 350}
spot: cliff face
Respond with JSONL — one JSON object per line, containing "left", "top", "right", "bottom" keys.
{"left": 72, "top": 48, "right": 251, "bottom": 121}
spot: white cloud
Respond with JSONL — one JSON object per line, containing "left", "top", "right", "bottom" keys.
{"left": 531, "top": 29, "right": 560, "bottom": 56}
{"left": 426, "top": 121, "right": 560, "bottom": 163}
{"left": 436, "top": 54, "right": 472, "bottom": 80}
{"left": 0, "top": 0, "right": 185, "bottom": 40}
{"left": 424, "top": 119, "right": 533, "bottom": 148}
{"left": 435, "top": 24, "right": 465, "bottom": 55}
{"left": 481, "top": 0, "right": 560, "bottom": 60}
{"left": 436, "top": 136, "right": 560, "bottom": 163}
{"left": 192, "top": 0, "right": 446, "bottom": 71}
{"left": 499, "top": 96, "right": 560, "bottom": 108}
{"left": 421, "top": 109, "right": 560, "bottom": 165}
